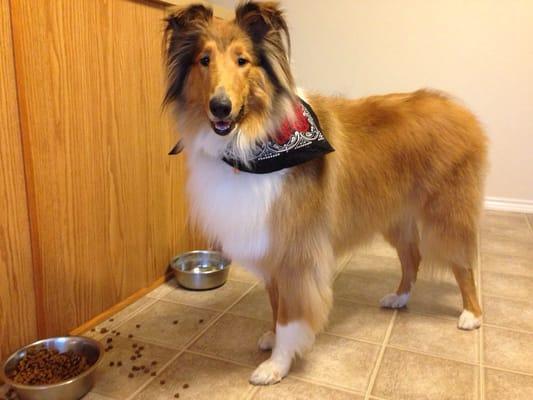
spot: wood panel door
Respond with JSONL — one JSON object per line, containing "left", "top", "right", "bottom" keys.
{"left": 9, "top": 0, "right": 194, "bottom": 336}
{"left": 0, "top": 0, "right": 38, "bottom": 360}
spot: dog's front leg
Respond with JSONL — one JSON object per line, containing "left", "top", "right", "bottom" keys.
{"left": 257, "top": 280, "right": 279, "bottom": 351}
{"left": 250, "top": 253, "right": 333, "bottom": 385}
{"left": 250, "top": 320, "right": 315, "bottom": 385}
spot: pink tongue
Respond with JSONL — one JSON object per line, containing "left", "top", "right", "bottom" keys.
{"left": 215, "top": 121, "right": 231, "bottom": 130}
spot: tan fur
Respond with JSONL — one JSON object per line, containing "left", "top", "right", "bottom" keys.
{"left": 164, "top": 2, "right": 487, "bottom": 346}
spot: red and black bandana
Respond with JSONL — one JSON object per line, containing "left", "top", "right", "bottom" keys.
{"left": 223, "top": 98, "right": 334, "bottom": 174}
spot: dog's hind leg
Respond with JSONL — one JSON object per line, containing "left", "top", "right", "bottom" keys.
{"left": 380, "top": 218, "right": 421, "bottom": 309}
{"left": 452, "top": 264, "right": 482, "bottom": 330}
{"left": 250, "top": 246, "right": 333, "bottom": 385}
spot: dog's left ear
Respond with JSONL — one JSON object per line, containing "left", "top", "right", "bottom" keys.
{"left": 235, "top": 2, "right": 289, "bottom": 51}
{"left": 235, "top": 2, "right": 294, "bottom": 95}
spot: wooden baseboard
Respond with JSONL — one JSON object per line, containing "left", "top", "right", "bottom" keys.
{"left": 70, "top": 273, "right": 173, "bottom": 336}
{"left": 485, "top": 197, "right": 533, "bottom": 214}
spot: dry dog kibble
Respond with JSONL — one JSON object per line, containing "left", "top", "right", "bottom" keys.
{"left": 151, "top": 360, "right": 157, "bottom": 366}
{"left": 100, "top": 327, "right": 108, "bottom": 334}
{"left": 183, "top": 383, "right": 189, "bottom": 389}
{"left": 172, "top": 320, "right": 178, "bottom": 325}
{"left": 8, "top": 346, "right": 90, "bottom": 385}
{"left": 174, "top": 394, "right": 180, "bottom": 398}
{"left": 132, "top": 343, "right": 138, "bottom": 348}
{"left": 128, "top": 373, "right": 134, "bottom": 378}
{"left": 115, "top": 332, "right": 120, "bottom": 336}
{"left": 117, "top": 361, "right": 123, "bottom": 367}
{"left": 106, "top": 338, "right": 113, "bottom": 344}
{"left": 151, "top": 371, "right": 157, "bottom": 376}
{"left": 136, "top": 324, "right": 141, "bottom": 328}
{"left": 109, "top": 318, "right": 114, "bottom": 322}
{"left": 109, "top": 361, "right": 115, "bottom": 367}
{"left": 198, "top": 319, "right": 204, "bottom": 324}
{"left": 130, "top": 356, "right": 136, "bottom": 361}
{"left": 128, "top": 334, "right": 133, "bottom": 338}
{"left": 160, "top": 380, "right": 166, "bottom": 385}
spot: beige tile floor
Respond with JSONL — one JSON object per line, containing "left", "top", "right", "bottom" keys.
{"left": 2, "top": 211, "right": 532, "bottom": 400}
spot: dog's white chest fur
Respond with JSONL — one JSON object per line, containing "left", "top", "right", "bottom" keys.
{"left": 185, "top": 147, "right": 285, "bottom": 268}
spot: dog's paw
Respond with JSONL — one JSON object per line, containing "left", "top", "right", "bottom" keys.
{"left": 457, "top": 310, "right": 481, "bottom": 330}
{"left": 249, "top": 359, "right": 287, "bottom": 385}
{"left": 380, "top": 292, "right": 410, "bottom": 308}
{"left": 258, "top": 330, "right": 276, "bottom": 351}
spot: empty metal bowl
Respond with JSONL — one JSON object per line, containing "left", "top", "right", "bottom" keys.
{"left": 171, "top": 250, "right": 231, "bottom": 290}
{"left": 1, "top": 336, "right": 104, "bottom": 400}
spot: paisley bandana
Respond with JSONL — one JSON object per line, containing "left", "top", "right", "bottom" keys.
{"left": 222, "top": 98, "right": 335, "bottom": 174}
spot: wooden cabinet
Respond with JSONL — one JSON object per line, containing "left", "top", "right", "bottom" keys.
{"left": 0, "top": 0, "right": 38, "bottom": 363}
{"left": 0, "top": 0, "right": 227, "bottom": 360}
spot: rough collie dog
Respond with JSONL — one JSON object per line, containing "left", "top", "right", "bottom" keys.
{"left": 163, "top": 1, "right": 487, "bottom": 385}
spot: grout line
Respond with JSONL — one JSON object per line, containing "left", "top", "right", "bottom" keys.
{"left": 482, "top": 291, "right": 533, "bottom": 305}
{"left": 523, "top": 213, "right": 533, "bottom": 233}
{"left": 477, "top": 231, "right": 485, "bottom": 400}
{"left": 245, "top": 386, "right": 260, "bottom": 400}
{"left": 124, "top": 282, "right": 259, "bottom": 400}
{"left": 483, "top": 364, "right": 533, "bottom": 377}
{"left": 184, "top": 349, "right": 256, "bottom": 369}
{"left": 154, "top": 296, "right": 240, "bottom": 313}
{"left": 289, "top": 374, "right": 367, "bottom": 396}
{"left": 385, "top": 344, "right": 479, "bottom": 366}
{"left": 364, "top": 310, "right": 397, "bottom": 400}
{"left": 482, "top": 323, "right": 533, "bottom": 335}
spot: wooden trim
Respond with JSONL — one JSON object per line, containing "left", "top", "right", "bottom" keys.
{"left": 8, "top": 0, "right": 46, "bottom": 338}
{"left": 69, "top": 273, "right": 173, "bottom": 336}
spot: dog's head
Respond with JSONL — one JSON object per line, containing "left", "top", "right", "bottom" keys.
{"left": 164, "top": 1, "right": 296, "bottom": 159}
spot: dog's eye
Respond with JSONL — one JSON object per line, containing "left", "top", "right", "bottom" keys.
{"left": 199, "top": 56, "right": 210, "bottom": 67}
{"left": 237, "top": 57, "right": 249, "bottom": 67}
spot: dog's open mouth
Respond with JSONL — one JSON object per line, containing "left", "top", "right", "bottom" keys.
{"left": 211, "top": 120, "right": 235, "bottom": 136}
{"left": 210, "top": 106, "right": 244, "bottom": 136}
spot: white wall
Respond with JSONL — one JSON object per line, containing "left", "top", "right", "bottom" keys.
{"left": 212, "top": 0, "right": 533, "bottom": 204}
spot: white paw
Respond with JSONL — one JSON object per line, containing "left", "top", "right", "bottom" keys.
{"left": 380, "top": 292, "right": 410, "bottom": 308}
{"left": 258, "top": 330, "right": 276, "bottom": 351}
{"left": 249, "top": 359, "right": 287, "bottom": 385}
{"left": 457, "top": 310, "right": 481, "bottom": 330}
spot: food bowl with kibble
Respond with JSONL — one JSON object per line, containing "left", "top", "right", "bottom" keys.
{"left": 0, "top": 336, "right": 104, "bottom": 400}
{"left": 171, "top": 250, "right": 231, "bottom": 290}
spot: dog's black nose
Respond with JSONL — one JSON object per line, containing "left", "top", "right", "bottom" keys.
{"left": 209, "top": 96, "right": 232, "bottom": 119}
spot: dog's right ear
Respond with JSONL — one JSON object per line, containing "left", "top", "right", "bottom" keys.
{"left": 163, "top": 4, "right": 213, "bottom": 105}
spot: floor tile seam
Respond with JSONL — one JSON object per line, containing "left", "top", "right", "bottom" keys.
{"left": 364, "top": 310, "right": 397, "bottom": 400}
{"left": 481, "top": 291, "right": 533, "bottom": 304}
{"left": 482, "top": 364, "right": 533, "bottom": 377}
{"left": 384, "top": 343, "right": 479, "bottom": 366}
{"left": 524, "top": 213, "right": 533, "bottom": 233}
{"left": 477, "top": 232, "right": 485, "bottom": 400}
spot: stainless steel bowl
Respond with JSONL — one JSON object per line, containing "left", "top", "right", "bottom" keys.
{"left": 171, "top": 250, "right": 231, "bottom": 290}
{"left": 1, "top": 336, "right": 104, "bottom": 400}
